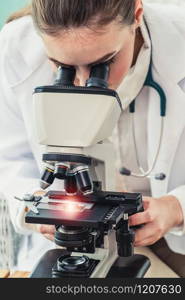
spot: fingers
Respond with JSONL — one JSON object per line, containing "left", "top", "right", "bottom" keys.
{"left": 37, "top": 224, "right": 56, "bottom": 235}
{"left": 44, "top": 234, "right": 55, "bottom": 242}
{"left": 33, "top": 190, "right": 47, "bottom": 197}
{"left": 134, "top": 222, "right": 162, "bottom": 246}
{"left": 129, "top": 197, "right": 155, "bottom": 226}
{"left": 142, "top": 198, "right": 151, "bottom": 210}
{"left": 129, "top": 209, "right": 155, "bottom": 226}
{"left": 34, "top": 225, "right": 55, "bottom": 241}
{"left": 135, "top": 237, "right": 155, "bottom": 247}
{"left": 38, "top": 225, "right": 55, "bottom": 242}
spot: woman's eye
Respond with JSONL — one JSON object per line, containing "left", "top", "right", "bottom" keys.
{"left": 53, "top": 62, "right": 61, "bottom": 68}
{"left": 54, "top": 62, "right": 73, "bottom": 69}
{"left": 107, "top": 57, "right": 116, "bottom": 65}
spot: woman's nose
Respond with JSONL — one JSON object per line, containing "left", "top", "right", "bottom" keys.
{"left": 75, "top": 67, "right": 90, "bottom": 86}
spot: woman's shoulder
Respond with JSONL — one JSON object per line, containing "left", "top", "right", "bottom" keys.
{"left": 144, "top": 2, "right": 185, "bottom": 85}
{"left": 1, "top": 15, "right": 34, "bottom": 39}
{"left": 0, "top": 16, "right": 42, "bottom": 52}
{"left": 0, "top": 16, "right": 46, "bottom": 86}
{"left": 144, "top": 2, "right": 185, "bottom": 27}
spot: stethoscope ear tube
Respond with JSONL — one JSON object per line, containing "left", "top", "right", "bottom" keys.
{"left": 144, "top": 61, "right": 167, "bottom": 117}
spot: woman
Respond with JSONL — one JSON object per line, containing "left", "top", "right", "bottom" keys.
{"left": 0, "top": 0, "right": 185, "bottom": 276}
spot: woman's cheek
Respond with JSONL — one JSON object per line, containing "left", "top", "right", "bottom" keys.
{"left": 108, "top": 63, "right": 129, "bottom": 90}
{"left": 49, "top": 61, "right": 58, "bottom": 72}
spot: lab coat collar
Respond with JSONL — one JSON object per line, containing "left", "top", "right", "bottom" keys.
{"left": 144, "top": 2, "right": 185, "bottom": 85}
{"left": 117, "top": 17, "right": 151, "bottom": 110}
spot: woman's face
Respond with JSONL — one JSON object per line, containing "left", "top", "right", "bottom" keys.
{"left": 42, "top": 21, "right": 137, "bottom": 90}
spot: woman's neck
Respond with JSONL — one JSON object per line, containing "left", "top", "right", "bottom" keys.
{"left": 131, "top": 27, "right": 144, "bottom": 67}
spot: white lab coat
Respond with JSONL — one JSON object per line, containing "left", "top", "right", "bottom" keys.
{"left": 0, "top": 2, "right": 185, "bottom": 270}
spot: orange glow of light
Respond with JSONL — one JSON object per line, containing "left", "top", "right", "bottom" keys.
{"left": 61, "top": 202, "right": 84, "bottom": 214}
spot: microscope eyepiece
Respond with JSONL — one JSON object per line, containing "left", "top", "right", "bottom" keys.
{"left": 86, "top": 63, "right": 109, "bottom": 89}
{"left": 54, "top": 66, "right": 76, "bottom": 87}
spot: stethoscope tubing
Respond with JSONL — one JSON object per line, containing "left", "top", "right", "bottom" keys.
{"left": 131, "top": 114, "right": 165, "bottom": 178}
{"left": 120, "top": 19, "right": 167, "bottom": 180}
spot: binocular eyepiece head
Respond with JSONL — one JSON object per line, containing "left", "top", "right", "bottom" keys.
{"left": 54, "top": 63, "right": 109, "bottom": 89}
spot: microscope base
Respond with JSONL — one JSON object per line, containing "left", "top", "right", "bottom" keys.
{"left": 106, "top": 254, "right": 150, "bottom": 278}
{"left": 30, "top": 249, "right": 150, "bottom": 278}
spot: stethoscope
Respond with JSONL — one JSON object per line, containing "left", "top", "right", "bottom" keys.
{"left": 120, "top": 22, "right": 167, "bottom": 181}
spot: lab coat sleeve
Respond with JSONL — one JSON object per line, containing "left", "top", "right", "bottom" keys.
{"left": 167, "top": 79, "right": 185, "bottom": 236}
{"left": 0, "top": 28, "right": 41, "bottom": 235}
{"left": 167, "top": 186, "right": 185, "bottom": 235}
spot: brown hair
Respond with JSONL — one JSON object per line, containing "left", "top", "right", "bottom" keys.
{"left": 7, "top": 0, "right": 136, "bottom": 35}
{"left": 6, "top": 6, "right": 31, "bottom": 24}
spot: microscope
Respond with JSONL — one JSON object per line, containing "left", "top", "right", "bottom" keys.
{"left": 21, "top": 63, "right": 150, "bottom": 278}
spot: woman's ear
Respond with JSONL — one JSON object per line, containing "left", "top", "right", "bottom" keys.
{"left": 134, "top": 0, "right": 144, "bottom": 28}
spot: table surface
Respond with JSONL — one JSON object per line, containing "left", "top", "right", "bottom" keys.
{"left": 0, "top": 270, "right": 30, "bottom": 278}
{"left": 0, "top": 247, "right": 179, "bottom": 278}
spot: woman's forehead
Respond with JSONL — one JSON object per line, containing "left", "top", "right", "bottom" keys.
{"left": 42, "top": 24, "right": 130, "bottom": 66}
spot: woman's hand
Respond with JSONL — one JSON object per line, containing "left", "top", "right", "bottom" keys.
{"left": 35, "top": 224, "right": 56, "bottom": 241}
{"left": 129, "top": 195, "right": 184, "bottom": 247}
{"left": 31, "top": 190, "right": 56, "bottom": 241}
